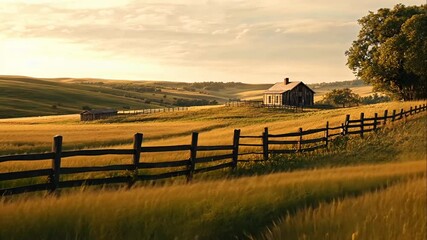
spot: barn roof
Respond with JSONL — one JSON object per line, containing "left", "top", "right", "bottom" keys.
{"left": 264, "top": 81, "right": 315, "bottom": 94}
{"left": 80, "top": 109, "right": 117, "bottom": 115}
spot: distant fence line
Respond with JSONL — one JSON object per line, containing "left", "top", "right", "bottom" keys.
{"left": 118, "top": 107, "right": 189, "bottom": 115}
{"left": 226, "top": 100, "right": 303, "bottom": 112}
{"left": 0, "top": 103, "right": 426, "bottom": 196}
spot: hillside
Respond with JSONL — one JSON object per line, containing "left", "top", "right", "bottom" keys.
{"left": 0, "top": 101, "right": 425, "bottom": 239}
{"left": 0, "top": 75, "right": 374, "bottom": 118}
{"left": 0, "top": 75, "right": 270, "bottom": 118}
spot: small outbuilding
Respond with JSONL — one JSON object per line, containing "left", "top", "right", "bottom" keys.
{"left": 263, "top": 78, "right": 315, "bottom": 106}
{"left": 80, "top": 109, "right": 118, "bottom": 121}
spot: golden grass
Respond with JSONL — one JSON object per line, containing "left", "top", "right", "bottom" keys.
{"left": 0, "top": 160, "right": 425, "bottom": 240}
{"left": 258, "top": 177, "right": 426, "bottom": 240}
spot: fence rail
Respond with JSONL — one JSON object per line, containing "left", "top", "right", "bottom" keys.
{"left": 118, "top": 107, "right": 189, "bottom": 115}
{"left": 1, "top": 104, "right": 426, "bottom": 196}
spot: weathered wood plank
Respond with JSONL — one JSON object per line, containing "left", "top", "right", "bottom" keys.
{"left": 197, "top": 145, "right": 234, "bottom": 151}
{"left": 188, "top": 132, "right": 198, "bottom": 182}
{"left": 268, "top": 132, "right": 300, "bottom": 137}
{"left": 61, "top": 164, "right": 133, "bottom": 174}
{"left": 268, "top": 140, "right": 299, "bottom": 145}
{"left": 300, "top": 137, "right": 325, "bottom": 144}
{"left": 329, "top": 126, "right": 344, "bottom": 130}
{"left": 347, "top": 119, "right": 361, "bottom": 123}
{"left": 262, "top": 127, "right": 269, "bottom": 161}
{"left": 62, "top": 149, "right": 133, "bottom": 157}
{"left": 142, "top": 145, "right": 191, "bottom": 153}
{"left": 0, "top": 152, "right": 54, "bottom": 163}
{"left": 239, "top": 144, "right": 263, "bottom": 147}
{"left": 346, "top": 124, "right": 363, "bottom": 129}
{"left": 301, "top": 128, "right": 327, "bottom": 135}
{"left": 50, "top": 135, "right": 62, "bottom": 192}
{"left": 0, "top": 169, "right": 52, "bottom": 181}
{"left": 232, "top": 129, "right": 240, "bottom": 170}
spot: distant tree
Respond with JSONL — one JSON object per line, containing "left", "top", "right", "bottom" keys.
{"left": 346, "top": 4, "right": 426, "bottom": 100}
{"left": 360, "top": 93, "right": 391, "bottom": 105}
{"left": 322, "top": 88, "right": 360, "bottom": 108}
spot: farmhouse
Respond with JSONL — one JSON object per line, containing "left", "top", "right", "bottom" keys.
{"left": 263, "top": 78, "right": 314, "bottom": 106}
{"left": 80, "top": 109, "right": 118, "bottom": 121}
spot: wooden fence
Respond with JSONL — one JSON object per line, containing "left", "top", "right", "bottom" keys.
{"left": 226, "top": 100, "right": 302, "bottom": 112}
{"left": 118, "top": 107, "right": 189, "bottom": 115}
{"left": 1, "top": 104, "right": 426, "bottom": 196}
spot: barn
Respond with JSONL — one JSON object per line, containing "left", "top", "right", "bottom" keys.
{"left": 263, "top": 78, "right": 315, "bottom": 106}
{"left": 80, "top": 109, "right": 118, "bottom": 121}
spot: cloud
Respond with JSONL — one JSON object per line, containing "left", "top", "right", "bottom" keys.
{"left": 0, "top": 0, "right": 424, "bottom": 83}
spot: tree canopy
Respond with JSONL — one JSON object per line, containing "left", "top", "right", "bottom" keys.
{"left": 346, "top": 4, "right": 426, "bottom": 100}
{"left": 322, "top": 88, "right": 360, "bottom": 108}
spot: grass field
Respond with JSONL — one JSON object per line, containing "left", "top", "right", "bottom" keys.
{"left": 0, "top": 161, "right": 424, "bottom": 240}
{"left": 0, "top": 75, "right": 373, "bottom": 118}
{"left": 0, "top": 100, "right": 425, "bottom": 239}
{"left": 258, "top": 177, "right": 426, "bottom": 240}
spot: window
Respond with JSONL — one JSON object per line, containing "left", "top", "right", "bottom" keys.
{"left": 275, "top": 96, "right": 279, "bottom": 104}
{"left": 268, "top": 96, "right": 272, "bottom": 104}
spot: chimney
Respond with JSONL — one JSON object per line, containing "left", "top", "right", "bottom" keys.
{"left": 284, "top": 77, "right": 290, "bottom": 85}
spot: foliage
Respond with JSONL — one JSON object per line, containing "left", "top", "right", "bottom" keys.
{"left": 190, "top": 81, "right": 244, "bottom": 91}
{"left": 322, "top": 88, "right": 360, "bottom": 107}
{"left": 360, "top": 93, "right": 391, "bottom": 105}
{"left": 309, "top": 79, "right": 367, "bottom": 90}
{"left": 346, "top": 4, "right": 427, "bottom": 100}
{"left": 175, "top": 98, "right": 218, "bottom": 106}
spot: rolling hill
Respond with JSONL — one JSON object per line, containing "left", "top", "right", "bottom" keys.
{"left": 0, "top": 75, "right": 373, "bottom": 118}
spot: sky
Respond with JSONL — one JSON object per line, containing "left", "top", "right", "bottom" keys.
{"left": 0, "top": 0, "right": 424, "bottom": 84}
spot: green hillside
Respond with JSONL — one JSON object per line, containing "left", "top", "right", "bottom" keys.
{"left": 0, "top": 75, "right": 269, "bottom": 118}
{"left": 0, "top": 75, "right": 372, "bottom": 118}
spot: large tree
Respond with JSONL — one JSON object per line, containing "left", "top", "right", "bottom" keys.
{"left": 346, "top": 4, "right": 426, "bottom": 100}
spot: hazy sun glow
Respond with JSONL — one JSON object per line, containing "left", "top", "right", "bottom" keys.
{"left": 0, "top": 0, "right": 423, "bottom": 83}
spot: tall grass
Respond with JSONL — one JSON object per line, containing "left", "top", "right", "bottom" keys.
{"left": 258, "top": 177, "right": 426, "bottom": 240}
{"left": 0, "top": 161, "right": 425, "bottom": 240}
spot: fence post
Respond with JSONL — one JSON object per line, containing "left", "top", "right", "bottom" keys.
{"left": 410, "top": 106, "right": 413, "bottom": 115}
{"left": 373, "top": 113, "right": 378, "bottom": 131}
{"left": 231, "top": 129, "right": 241, "bottom": 170}
{"left": 131, "top": 133, "right": 143, "bottom": 186}
{"left": 50, "top": 135, "right": 63, "bottom": 192}
{"left": 298, "top": 127, "right": 303, "bottom": 152}
{"left": 187, "top": 132, "right": 198, "bottom": 182}
{"left": 400, "top": 108, "right": 404, "bottom": 121}
{"left": 360, "top": 112, "right": 364, "bottom": 138}
{"left": 383, "top": 110, "right": 388, "bottom": 126}
{"left": 344, "top": 114, "right": 350, "bottom": 135}
{"left": 325, "top": 121, "right": 329, "bottom": 148}
{"left": 392, "top": 110, "right": 396, "bottom": 122}
{"left": 262, "top": 127, "right": 269, "bottom": 161}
